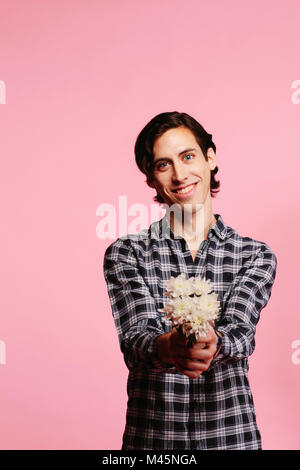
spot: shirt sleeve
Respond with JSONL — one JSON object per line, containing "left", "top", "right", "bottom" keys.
{"left": 210, "top": 243, "right": 277, "bottom": 368}
{"left": 103, "top": 237, "right": 177, "bottom": 373}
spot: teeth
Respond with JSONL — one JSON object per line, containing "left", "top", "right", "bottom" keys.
{"left": 176, "top": 184, "right": 195, "bottom": 194}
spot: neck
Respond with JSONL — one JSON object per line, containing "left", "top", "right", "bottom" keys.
{"left": 167, "top": 198, "right": 216, "bottom": 247}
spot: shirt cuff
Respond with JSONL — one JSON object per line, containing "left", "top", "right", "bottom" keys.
{"left": 210, "top": 328, "right": 229, "bottom": 366}
{"left": 147, "top": 334, "right": 177, "bottom": 373}
{"left": 213, "top": 329, "right": 223, "bottom": 359}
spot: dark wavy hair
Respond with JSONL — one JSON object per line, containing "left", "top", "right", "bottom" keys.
{"left": 134, "top": 111, "right": 220, "bottom": 203}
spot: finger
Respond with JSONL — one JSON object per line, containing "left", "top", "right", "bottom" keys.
{"left": 172, "top": 344, "right": 211, "bottom": 361}
{"left": 175, "top": 357, "right": 209, "bottom": 372}
{"left": 192, "top": 348, "right": 213, "bottom": 361}
{"left": 182, "top": 347, "right": 212, "bottom": 361}
{"left": 175, "top": 365, "right": 203, "bottom": 379}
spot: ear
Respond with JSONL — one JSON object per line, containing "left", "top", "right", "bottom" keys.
{"left": 206, "top": 147, "right": 217, "bottom": 171}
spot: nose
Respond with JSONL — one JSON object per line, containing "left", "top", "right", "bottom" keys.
{"left": 172, "top": 160, "right": 188, "bottom": 183}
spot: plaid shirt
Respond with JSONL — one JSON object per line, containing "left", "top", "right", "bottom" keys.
{"left": 103, "top": 213, "right": 277, "bottom": 450}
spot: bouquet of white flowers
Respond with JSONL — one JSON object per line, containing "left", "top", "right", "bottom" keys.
{"left": 158, "top": 273, "right": 220, "bottom": 347}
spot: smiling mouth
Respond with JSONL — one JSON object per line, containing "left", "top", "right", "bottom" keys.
{"left": 172, "top": 183, "right": 197, "bottom": 194}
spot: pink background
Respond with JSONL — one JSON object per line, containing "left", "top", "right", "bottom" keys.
{"left": 0, "top": 0, "right": 299, "bottom": 450}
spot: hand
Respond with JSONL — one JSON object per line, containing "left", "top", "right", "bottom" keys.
{"left": 157, "top": 325, "right": 218, "bottom": 379}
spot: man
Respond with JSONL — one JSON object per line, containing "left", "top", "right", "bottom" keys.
{"left": 103, "top": 111, "right": 277, "bottom": 450}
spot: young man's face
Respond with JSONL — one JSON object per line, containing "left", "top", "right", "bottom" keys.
{"left": 148, "top": 126, "right": 217, "bottom": 212}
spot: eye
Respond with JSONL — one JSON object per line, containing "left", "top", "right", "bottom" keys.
{"left": 184, "top": 154, "right": 194, "bottom": 161}
{"left": 157, "top": 161, "right": 169, "bottom": 170}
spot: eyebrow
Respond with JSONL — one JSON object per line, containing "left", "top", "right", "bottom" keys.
{"left": 153, "top": 148, "right": 197, "bottom": 164}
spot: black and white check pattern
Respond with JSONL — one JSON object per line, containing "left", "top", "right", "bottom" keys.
{"left": 103, "top": 213, "right": 277, "bottom": 450}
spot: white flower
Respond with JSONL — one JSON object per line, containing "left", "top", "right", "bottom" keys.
{"left": 173, "top": 296, "right": 192, "bottom": 315}
{"left": 159, "top": 273, "right": 220, "bottom": 345}
{"left": 192, "top": 276, "right": 213, "bottom": 295}
{"left": 164, "top": 273, "right": 194, "bottom": 297}
{"left": 196, "top": 293, "right": 220, "bottom": 316}
{"left": 164, "top": 296, "right": 193, "bottom": 325}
